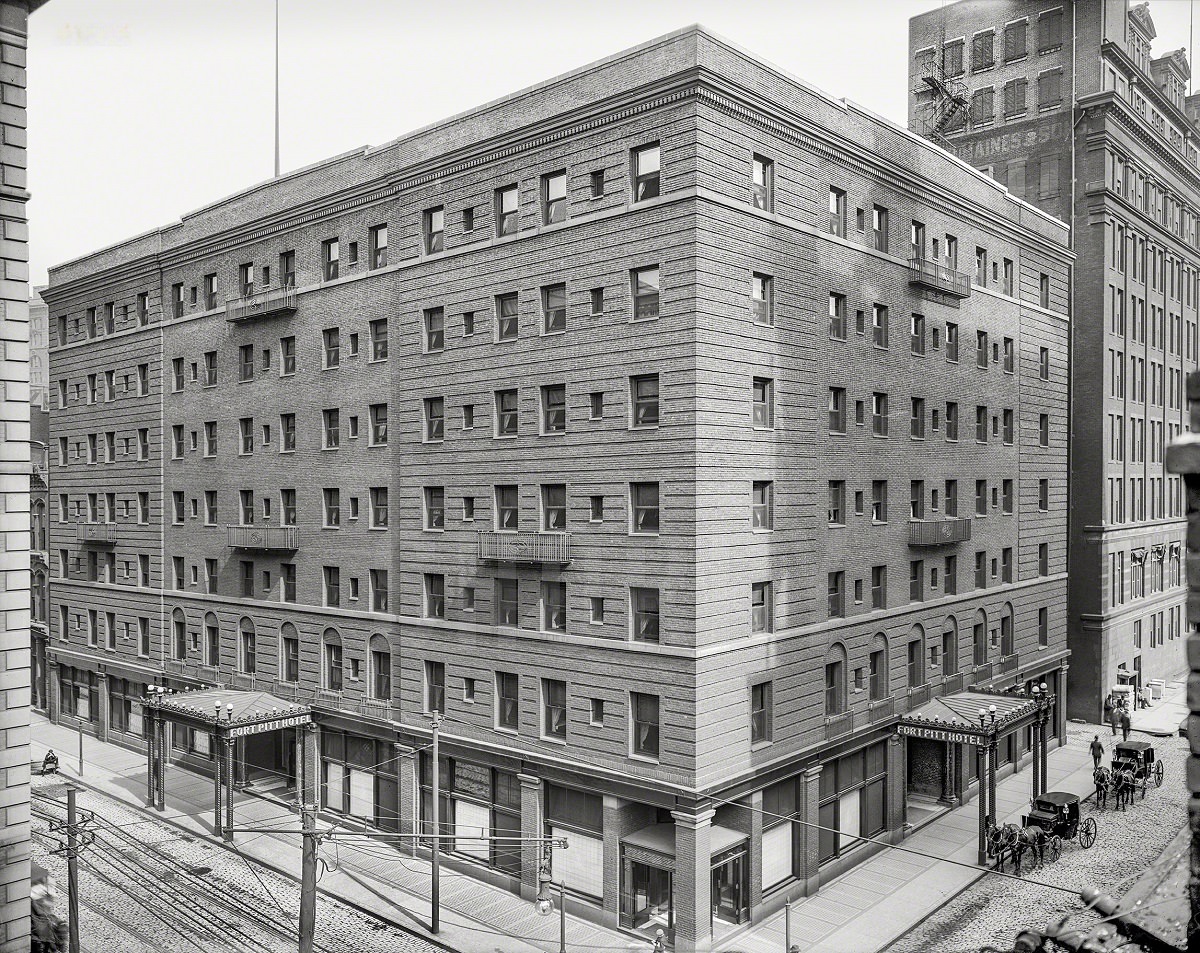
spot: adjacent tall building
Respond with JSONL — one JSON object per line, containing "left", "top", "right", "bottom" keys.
{"left": 1, "top": 3, "right": 48, "bottom": 951}
{"left": 44, "top": 26, "right": 1071, "bottom": 950}
{"left": 909, "top": 0, "right": 1195, "bottom": 721}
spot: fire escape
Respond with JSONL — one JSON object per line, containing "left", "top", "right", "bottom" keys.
{"left": 915, "top": 49, "right": 969, "bottom": 146}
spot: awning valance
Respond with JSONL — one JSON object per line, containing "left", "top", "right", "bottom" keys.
{"left": 152, "top": 687, "right": 311, "bottom": 735}
{"left": 898, "top": 689, "right": 1044, "bottom": 742}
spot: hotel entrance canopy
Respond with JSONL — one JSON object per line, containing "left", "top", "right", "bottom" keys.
{"left": 144, "top": 686, "right": 314, "bottom": 841}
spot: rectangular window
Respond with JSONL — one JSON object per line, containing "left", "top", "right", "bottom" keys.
{"left": 369, "top": 487, "right": 388, "bottom": 528}
{"left": 423, "top": 206, "right": 444, "bottom": 254}
{"left": 872, "top": 304, "right": 888, "bottom": 347}
{"left": 543, "top": 171, "right": 567, "bottom": 224}
{"left": 322, "top": 238, "right": 340, "bottom": 280}
{"left": 423, "top": 307, "right": 444, "bottom": 352}
{"left": 871, "top": 205, "right": 889, "bottom": 252}
{"left": 750, "top": 682, "right": 772, "bottom": 744}
{"left": 1039, "top": 414, "right": 1050, "bottom": 446}
{"left": 752, "top": 377, "right": 773, "bottom": 428}
{"left": 495, "top": 672, "right": 519, "bottom": 730}
{"left": 203, "top": 274, "right": 217, "bottom": 310}
{"left": 630, "top": 482, "right": 660, "bottom": 534}
{"left": 541, "top": 582, "right": 567, "bottom": 633}
{"left": 424, "top": 573, "right": 445, "bottom": 619}
{"left": 871, "top": 392, "right": 888, "bottom": 436}
{"left": 871, "top": 564, "right": 887, "bottom": 609}
{"left": 829, "top": 293, "right": 847, "bottom": 339}
{"left": 751, "top": 273, "right": 773, "bottom": 325}
{"left": 425, "top": 661, "right": 445, "bottom": 713}
{"left": 496, "top": 186, "right": 519, "bottom": 236}
{"left": 911, "top": 313, "right": 926, "bottom": 355}
{"left": 975, "top": 405, "right": 988, "bottom": 443}
{"left": 910, "top": 480, "right": 925, "bottom": 519}
{"left": 368, "top": 223, "right": 388, "bottom": 269}
{"left": 495, "top": 485, "right": 518, "bottom": 532}
{"left": 494, "top": 389, "right": 518, "bottom": 437}
{"left": 323, "top": 488, "right": 341, "bottom": 528}
{"left": 323, "top": 327, "right": 340, "bottom": 368}
{"left": 751, "top": 154, "right": 773, "bottom": 210}
{"left": 631, "top": 692, "right": 659, "bottom": 759}
{"left": 828, "top": 481, "right": 845, "bottom": 525}
{"left": 368, "top": 403, "right": 387, "bottom": 446}
{"left": 631, "top": 266, "right": 660, "bottom": 321}
{"left": 829, "top": 187, "right": 846, "bottom": 237}
{"left": 829, "top": 388, "right": 846, "bottom": 433}
{"left": 1039, "top": 543, "right": 1049, "bottom": 576}
{"left": 323, "top": 408, "right": 340, "bottom": 448}
{"left": 752, "top": 481, "right": 774, "bottom": 530}
{"left": 871, "top": 480, "right": 888, "bottom": 522}
{"left": 910, "top": 398, "right": 925, "bottom": 439}
{"left": 323, "top": 566, "right": 340, "bottom": 607}
{"left": 542, "top": 283, "right": 567, "bottom": 333}
{"left": 753, "top": 580, "right": 775, "bottom": 630}
{"left": 420, "top": 397, "right": 443, "bottom": 442}
{"left": 632, "top": 143, "right": 660, "bottom": 201}
{"left": 495, "top": 292, "right": 519, "bottom": 340}
{"left": 909, "top": 559, "right": 925, "bottom": 602}
{"left": 1040, "top": 273, "right": 1050, "bottom": 308}
{"left": 827, "top": 571, "right": 844, "bottom": 618}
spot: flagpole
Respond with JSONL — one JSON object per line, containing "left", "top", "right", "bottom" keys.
{"left": 274, "top": 0, "right": 280, "bottom": 178}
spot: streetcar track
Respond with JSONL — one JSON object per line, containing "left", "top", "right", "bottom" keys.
{"left": 33, "top": 790, "right": 336, "bottom": 953}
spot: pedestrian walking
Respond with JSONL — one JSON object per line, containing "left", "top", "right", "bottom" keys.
{"left": 1089, "top": 735, "right": 1104, "bottom": 768}
{"left": 1120, "top": 709, "right": 1131, "bottom": 742}
{"left": 1110, "top": 706, "right": 1120, "bottom": 736}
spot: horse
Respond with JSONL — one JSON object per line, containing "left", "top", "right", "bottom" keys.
{"left": 1011, "top": 824, "right": 1046, "bottom": 875}
{"left": 1092, "top": 765, "right": 1111, "bottom": 811}
{"left": 985, "top": 819, "right": 1017, "bottom": 871}
{"left": 1112, "top": 769, "right": 1136, "bottom": 812}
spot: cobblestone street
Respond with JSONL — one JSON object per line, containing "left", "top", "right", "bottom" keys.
{"left": 31, "top": 774, "right": 443, "bottom": 953}
{"left": 884, "top": 722, "right": 1188, "bottom": 953}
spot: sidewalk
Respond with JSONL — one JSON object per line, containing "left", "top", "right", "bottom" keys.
{"left": 1130, "top": 677, "right": 1188, "bottom": 737}
{"left": 30, "top": 693, "right": 1167, "bottom": 953}
{"left": 28, "top": 713, "right": 641, "bottom": 953}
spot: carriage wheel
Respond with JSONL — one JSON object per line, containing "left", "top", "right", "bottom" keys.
{"left": 1046, "top": 835, "right": 1062, "bottom": 863}
{"left": 1079, "top": 817, "right": 1097, "bottom": 849}
{"left": 1154, "top": 760, "right": 1164, "bottom": 788}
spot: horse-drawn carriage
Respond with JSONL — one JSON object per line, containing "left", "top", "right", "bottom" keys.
{"left": 1112, "top": 740, "right": 1164, "bottom": 796}
{"left": 986, "top": 791, "right": 1096, "bottom": 874}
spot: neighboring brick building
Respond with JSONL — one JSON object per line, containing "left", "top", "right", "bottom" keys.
{"left": 44, "top": 26, "right": 1071, "bottom": 950}
{"left": 1, "top": 3, "right": 49, "bottom": 951}
{"left": 30, "top": 289, "right": 47, "bottom": 714}
{"left": 909, "top": 0, "right": 1195, "bottom": 721}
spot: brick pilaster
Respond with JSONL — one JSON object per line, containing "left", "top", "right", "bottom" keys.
{"left": 800, "top": 764, "right": 822, "bottom": 896}
{"left": 394, "top": 742, "right": 416, "bottom": 857}
{"left": 518, "top": 773, "right": 543, "bottom": 901}
{"left": 671, "top": 804, "right": 714, "bottom": 953}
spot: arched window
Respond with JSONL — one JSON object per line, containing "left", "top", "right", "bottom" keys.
{"left": 32, "top": 500, "right": 45, "bottom": 551}
{"left": 907, "top": 624, "right": 926, "bottom": 688}
{"left": 868, "top": 634, "right": 888, "bottom": 700}
{"left": 31, "top": 570, "right": 45, "bottom": 623}
{"left": 204, "top": 612, "right": 219, "bottom": 667}
{"left": 824, "top": 643, "right": 848, "bottom": 716}
{"left": 239, "top": 617, "right": 256, "bottom": 674}
{"left": 369, "top": 633, "right": 391, "bottom": 700}
{"left": 172, "top": 608, "right": 187, "bottom": 660}
{"left": 279, "top": 623, "right": 299, "bottom": 683}
{"left": 972, "top": 609, "right": 988, "bottom": 666}
{"left": 1000, "top": 603, "right": 1014, "bottom": 656}
{"left": 322, "top": 628, "right": 343, "bottom": 692}
{"left": 941, "top": 616, "right": 959, "bottom": 676}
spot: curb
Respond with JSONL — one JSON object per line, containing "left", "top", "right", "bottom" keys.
{"left": 31, "top": 770, "right": 463, "bottom": 953}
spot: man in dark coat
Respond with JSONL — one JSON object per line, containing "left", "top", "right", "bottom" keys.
{"left": 1120, "top": 709, "right": 1132, "bottom": 742}
{"left": 1089, "top": 735, "right": 1104, "bottom": 768}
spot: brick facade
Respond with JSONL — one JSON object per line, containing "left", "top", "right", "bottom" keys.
{"left": 910, "top": 0, "right": 1194, "bottom": 721}
{"left": 45, "top": 26, "right": 1070, "bottom": 950}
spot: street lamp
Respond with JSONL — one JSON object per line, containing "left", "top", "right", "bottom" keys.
{"left": 534, "top": 855, "right": 566, "bottom": 953}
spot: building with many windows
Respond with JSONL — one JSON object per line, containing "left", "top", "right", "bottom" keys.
{"left": 909, "top": 0, "right": 1195, "bottom": 720}
{"left": 44, "top": 26, "right": 1070, "bottom": 950}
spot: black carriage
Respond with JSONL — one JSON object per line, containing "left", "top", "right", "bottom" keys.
{"left": 1112, "top": 740, "right": 1165, "bottom": 796}
{"left": 1021, "top": 791, "right": 1097, "bottom": 861}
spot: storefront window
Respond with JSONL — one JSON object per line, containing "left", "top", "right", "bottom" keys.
{"left": 761, "top": 777, "right": 801, "bottom": 889}
{"left": 321, "top": 730, "right": 398, "bottom": 831}
{"left": 818, "top": 742, "right": 887, "bottom": 864}
{"left": 419, "top": 753, "right": 522, "bottom": 876}
{"left": 546, "top": 783, "right": 604, "bottom": 899}
{"left": 59, "top": 665, "right": 98, "bottom": 722}
{"left": 108, "top": 677, "right": 143, "bottom": 735}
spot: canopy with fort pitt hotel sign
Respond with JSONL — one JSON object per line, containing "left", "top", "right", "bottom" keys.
{"left": 898, "top": 689, "right": 1046, "bottom": 745}
{"left": 151, "top": 687, "right": 311, "bottom": 737}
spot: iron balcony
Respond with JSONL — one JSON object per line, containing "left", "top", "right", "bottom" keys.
{"left": 227, "top": 525, "right": 298, "bottom": 551}
{"left": 478, "top": 531, "right": 571, "bottom": 565}
{"left": 225, "top": 286, "right": 298, "bottom": 323}
{"left": 907, "top": 257, "right": 971, "bottom": 299}
{"left": 75, "top": 522, "right": 117, "bottom": 545}
{"left": 908, "top": 517, "right": 972, "bottom": 547}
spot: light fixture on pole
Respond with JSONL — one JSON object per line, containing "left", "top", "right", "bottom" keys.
{"left": 535, "top": 860, "right": 554, "bottom": 916}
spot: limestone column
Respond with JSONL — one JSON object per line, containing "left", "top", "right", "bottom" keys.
{"left": 601, "top": 794, "right": 625, "bottom": 927}
{"left": 518, "top": 773, "right": 544, "bottom": 901}
{"left": 95, "top": 671, "right": 109, "bottom": 743}
{"left": 1054, "top": 665, "right": 1069, "bottom": 747}
{"left": 800, "top": 764, "right": 822, "bottom": 896}
{"left": 671, "top": 804, "right": 714, "bottom": 953}
{"left": 395, "top": 742, "right": 417, "bottom": 856}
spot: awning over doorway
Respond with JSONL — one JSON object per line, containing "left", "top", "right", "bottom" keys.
{"left": 154, "top": 687, "right": 311, "bottom": 735}
{"left": 623, "top": 822, "right": 746, "bottom": 857}
{"left": 899, "top": 689, "right": 1042, "bottom": 742}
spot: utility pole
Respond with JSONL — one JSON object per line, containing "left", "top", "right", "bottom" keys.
{"left": 66, "top": 787, "right": 80, "bottom": 953}
{"left": 299, "top": 801, "right": 316, "bottom": 953}
{"left": 430, "top": 711, "right": 442, "bottom": 934}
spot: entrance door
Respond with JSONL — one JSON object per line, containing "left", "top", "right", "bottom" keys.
{"left": 711, "top": 849, "right": 748, "bottom": 924}
{"left": 621, "top": 860, "right": 673, "bottom": 936}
